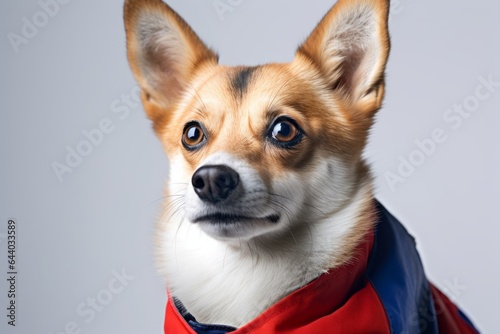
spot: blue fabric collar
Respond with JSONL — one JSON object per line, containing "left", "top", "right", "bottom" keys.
{"left": 173, "top": 298, "right": 236, "bottom": 334}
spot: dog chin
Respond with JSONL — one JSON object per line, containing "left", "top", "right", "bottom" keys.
{"left": 194, "top": 214, "right": 281, "bottom": 241}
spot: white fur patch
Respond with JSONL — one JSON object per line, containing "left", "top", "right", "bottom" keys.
{"left": 158, "top": 151, "right": 373, "bottom": 327}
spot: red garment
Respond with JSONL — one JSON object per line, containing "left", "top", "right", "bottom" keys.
{"left": 164, "top": 202, "right": 479, "bottom": 333}
{"left": 164, "top": 232, "right": 391, "bottom": 333}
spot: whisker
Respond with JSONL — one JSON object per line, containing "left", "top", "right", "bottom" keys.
{"left": 159, "top": 197, "right": 186, "bottom": 224}
{"left": 267, "top": 198, "right": 294, "bottom": 219}
{"left": 303, "top": 202, "right": 328, "bottom": 218}
{"left": 149, "top": 194, "right": 185, "bottom": 205}
{"left": 170, "top": 202, "right": 186, "bottom": 222}
{"left": 284, "top": 224, "right": 298, "bottom": 245}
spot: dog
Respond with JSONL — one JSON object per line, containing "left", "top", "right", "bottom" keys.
{"left": 124, "top": 0, "right": 479, "bottom": 332}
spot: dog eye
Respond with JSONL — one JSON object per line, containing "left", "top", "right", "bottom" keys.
{"left": 182, "top": 122, "right": 206, "bottom": 150}
{"left": 268, "top": 117, "right": 303, "bottom": 147}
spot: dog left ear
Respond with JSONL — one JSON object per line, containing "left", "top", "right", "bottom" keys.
{"left": 124, "top": 0, "right": 218, "bottom": 126}
{"left": 296, "top": 0, "right": 390, "bottom": 113}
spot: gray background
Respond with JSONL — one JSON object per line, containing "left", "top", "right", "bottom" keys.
{"left": 1, "top": 0, "right": 498, "bottom": 333}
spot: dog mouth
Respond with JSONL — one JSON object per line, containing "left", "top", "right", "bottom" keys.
{"left": 193, "top": 213, "right": 280, "bottom": 225}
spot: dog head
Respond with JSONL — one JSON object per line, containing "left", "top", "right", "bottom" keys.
{"left": 124, "top": 0, "right": 390, "bottom": 243}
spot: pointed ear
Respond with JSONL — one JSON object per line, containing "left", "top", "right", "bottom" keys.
{"left": 124, "top": 0, "right": 218, "bottom": 122}
{"left": 296, "top": 0, "right": 390, "bottom": 112}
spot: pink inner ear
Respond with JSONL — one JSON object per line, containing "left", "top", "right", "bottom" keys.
{"left": 129, "top": 6, "right": 218, "bottom": 109}
{"left": 331, "top": 48, "right": 364, "bottom": 93}
{"left": 134, "top": 14, "right": 187, "bottom": 103}
{"left": 296, "top": 1, "right": 389, "bottom": 102}
{"left": 142, "top": 45, "right": 185, "bottom": 104}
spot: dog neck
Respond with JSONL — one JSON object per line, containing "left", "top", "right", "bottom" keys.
{"left": 158, "top": 180, "right": 375, "bottom": 327}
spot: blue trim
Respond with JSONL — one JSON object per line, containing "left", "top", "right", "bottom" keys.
{"left": 173, "top": 298, "right": 236, "bottom": 334}
{"left": 188, "top": 321, "right": 236, "bottom": 334}
{"left": 366, "top": 202, "right": 439, "bottom": 333}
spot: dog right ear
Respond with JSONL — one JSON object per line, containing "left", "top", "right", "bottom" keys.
{"left": 124, "top": 0, "right": 218, "bottom": 125}
{"left": 296, "top": 0, "right": 390, "bottom": 114}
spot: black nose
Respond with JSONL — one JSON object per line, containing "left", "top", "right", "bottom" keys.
{"left": 192, "top": 165, "right": 240, "bottom": 203}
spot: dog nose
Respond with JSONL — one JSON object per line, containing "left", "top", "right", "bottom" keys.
{"left": 192, "top": 165, "right": 240, "bottom": 203}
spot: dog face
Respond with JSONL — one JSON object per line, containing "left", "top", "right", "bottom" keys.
{"left": 124, "top": 0, "right": 390, "bottom": 243}
{"left": 158, "top": 64, "right": 375, "bottom": 242}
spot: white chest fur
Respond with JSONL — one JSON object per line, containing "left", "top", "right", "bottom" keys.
{"left": 158, "top": 183, "right": 373, "bottom": 327}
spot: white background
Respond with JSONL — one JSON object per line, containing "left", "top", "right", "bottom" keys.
{"left": 1, "top": 0, "right": 499, "bottom": 333}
